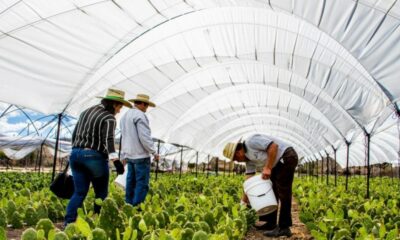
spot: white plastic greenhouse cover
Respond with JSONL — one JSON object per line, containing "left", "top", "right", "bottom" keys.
{"left": 0, "top": 0, "right": 400, "bottom": 167}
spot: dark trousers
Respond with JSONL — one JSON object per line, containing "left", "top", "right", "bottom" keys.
{"left": 125, "top": 157, "right": 151, "bottom": 206}
{"left": 259, "top": 147, "right": 298, "bottom": 228}
{"left": 65, "top": 148, "right": 109, "bottom": 224}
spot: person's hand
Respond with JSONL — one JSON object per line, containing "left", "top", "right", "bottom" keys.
{"left": 240, "top": 194, "right": 250, "bottom": 206}
{"left": 113, "top": 160, "right": 124, "bottom": 175}
{"left": 262, "top": 167, "right": 271, "bottom": 179}
{"left": 153, "top": 154, "right": 160, "bottom": 161}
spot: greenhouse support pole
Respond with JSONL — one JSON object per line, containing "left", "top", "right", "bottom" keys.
{"left": 298, "top": 165, "right": 301, "bottom": 177}
{"left": 223, "top": 160, "right": 226, "bottom": 176}
{"left": 203, "top": 162, "right": 205, "bottom": 173}
{"left": 51, "top": 113, "right": 62, "bottom": 181}
{"left": 195, "top": 151, "right": 198, "bottom": 178}
{"left": 333, "top": 147, "right": 337, "bottom": 186}
{"left": 207, "top": 155, "right": 210, "bottom": 178}
{"left": 379, "top": 164, "right": 381, "bottom": 177}
{"left": 38, "top": 142, "right": 44, "bottom": 174}
{"left": 34, "top": 149, "right": 38, "bottom": 171}
{"left": 179, "top": 146, "right": 183, "bottom": 179}
{"left": 390, "top": 164, "right": 393, "bottom": 182}
{"left": 216, "top": 158, "right": 219, "bottom": 176}
{"left": 321, "top": 154, "right": 324, "bottom": 183}
{"left": 366, "top": 133, "right": 371, "bottom": 198}
{"left": 326, "top": 152, "right": 330, "bottom": 185}
{"left": 315, "top": 160, "right": 318, "bottom": 182}
{"left": 345, "top": 141, "right": 351, "bottom": 191}
{"left": 155, "top": 139, "right": 160, "bottom": 181}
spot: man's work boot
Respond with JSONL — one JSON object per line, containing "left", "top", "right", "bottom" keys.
{"left": 263, "top": 227, "right": 292, "bottom": 237}
{"left": 254, "top": 222, "right": 277, "bottom": 231}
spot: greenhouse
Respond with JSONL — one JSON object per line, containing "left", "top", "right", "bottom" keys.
{"left": 0, "top": 0, "right": 399, "bottom": 239}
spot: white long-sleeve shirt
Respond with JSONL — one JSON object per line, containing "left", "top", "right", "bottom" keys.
{"left": 120, "top": 107, "right": 155, "bottom": 160}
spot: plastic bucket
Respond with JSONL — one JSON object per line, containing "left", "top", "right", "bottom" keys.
{"left": 243, "top": 175, "right": 277, "bottom": 216}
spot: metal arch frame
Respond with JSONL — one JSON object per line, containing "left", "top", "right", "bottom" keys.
{"left": 214, "top": 125, "right": 316, "bottom": 156}
{"left": 198, "top": 123, "right": 320, "bottom": 156}
{"left": 166, "top": 106, "right": 340, "bottom": 145}
{"left": 2, "top": 0, "right": 396, "bottom": 121}
{"left": 69, "top": 6, "right": 387, "bottom": 108}
{"left": 153, "top": 59, "right": 381, "bottom": 107}
{"left": 162, "top": 84, "right": 348, "bottom": 140}
{"left": 148, "top": 59, "right": 367, "bottom": 133}
{"left": 178, "top": 113, "right": 328, "bottom": 152}
{"left": 207, "top": 125, "right": 313, "bottom": 158}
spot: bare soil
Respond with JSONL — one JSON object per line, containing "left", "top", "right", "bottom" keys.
{"left": 245, "top": 198, "right": 313, "bottom": 240}
{"left": 6, "top": 223, "right": 63, "bottom": 240}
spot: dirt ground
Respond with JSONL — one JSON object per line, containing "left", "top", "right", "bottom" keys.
{"left": 245, "top": 198, "right": 313, "bottom": 240}
{"left": 6, "top": 223, "right": 63, "bottom": 240}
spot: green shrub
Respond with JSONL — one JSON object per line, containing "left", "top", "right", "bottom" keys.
{"left": 36, "top": 204, "right": 48, "bottom": 220}
{"left": 6, "top": 200, "right": 17, "bottom": 220}
{"left": 35, "top": 218, "right": 54, "bottom": 238}
{"left": 53, "top": 232, "right": 69, "bottom": 240}
{"left": 92, "top": 228, "right": 107, "bottom": 240}
{"left": 64, "top": 223, "right": 82, "bottom": 239}
{"left": 181, "top": 228, "right": 194, "bottom": 240}
{"left": 20, "top": 188, "right": 31, "bottom": 198}
{"left": 98, "top": 199, "right": 124, "bottom": 240}
{"left": 192, "top": 230, "right": 208, "bottom": 240}
{"left": 0, "top": 209, "right": 7, "bottom": 227}
{"left": 11, "top": 212, "right": 23, "bottom": 228}
{"left": 0, "top": 227, "right": 6, "bottom": 240}
{"left": 198, "top": 221, "right": 211, "bottom": 233}
{"left": 143, "top": 212, "right": 156, "bottom": 228}
{"left": 25, "top": 207, "right": 39, "bottom": 226}
{"left": 122, "top": 204, "right": 134, "bottom": 219}
{"left": 21, "top": 228, "right": 38, "bottom": 240}
{"left": 47, "top": 205, "right": 58, "bottom": 222}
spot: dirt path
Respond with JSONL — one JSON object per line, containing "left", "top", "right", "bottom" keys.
{"left": 246, "top": 198, "right": 313, "bottom": 240}
{"left": 6, "top": 223, "right": 63, "bottom": 240}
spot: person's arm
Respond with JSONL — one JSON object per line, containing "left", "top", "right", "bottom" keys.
{"left": 102, "top": 118, "right": 124, "bottom": 174}
{"left": 102, "top": 118, "right": 117, "bottom": 159}
{"left": 261, "top": 142, "right": 278, "bottom": 179}
{"left": 136, "top": 117, "right": 156, "bottom": 155}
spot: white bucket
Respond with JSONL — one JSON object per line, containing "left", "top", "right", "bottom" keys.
{"left": 243, "top": 175, "right": 277, "bottom": 216}
{"left": 114, "top": 166, "right": 128, "bottom": 189}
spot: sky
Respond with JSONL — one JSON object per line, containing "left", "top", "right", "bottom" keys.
{"left": 0, "top": 102, "right": 76, "bottom": 139}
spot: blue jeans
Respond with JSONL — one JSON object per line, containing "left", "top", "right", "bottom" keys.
{"left": 125, "top": 157, "right": 150, "bottom": 206}
{"left": 65, "top": 148, "right": 109, "bottom": 224}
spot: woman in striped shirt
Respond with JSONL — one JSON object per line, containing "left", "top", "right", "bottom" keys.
{"left": 65, "top": 88, "right": 131, "bottom": 226}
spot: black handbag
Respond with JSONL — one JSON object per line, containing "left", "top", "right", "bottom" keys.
{"left": 50, "top": 162, "right": 74, "bottom": 199}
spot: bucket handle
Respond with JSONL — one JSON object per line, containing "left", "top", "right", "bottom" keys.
{"left": 246, "top": 187, "right": 274, "bottom": 198}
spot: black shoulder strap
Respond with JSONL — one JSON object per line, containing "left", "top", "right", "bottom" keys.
{"left": 63, "top": 161, "right": 69, "bottom": 174}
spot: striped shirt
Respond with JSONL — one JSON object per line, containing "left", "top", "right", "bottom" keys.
{"left": 72, "top": 104, "right": 117, "bottom": 156}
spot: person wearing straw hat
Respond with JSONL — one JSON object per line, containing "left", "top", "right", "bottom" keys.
{"left": 65, "top": 88, "right": 131, "bottom": 226}
{"left": 223, "top": 134, "right": 298, "bottom": 237}
{"left": 120, "top": 94, "right": 159, "bottom": 206}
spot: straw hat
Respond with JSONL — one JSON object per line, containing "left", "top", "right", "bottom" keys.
{"left": 223, "top": 142, "right": 239, "bottom": 161}
{"left": 97, "top": 88, "right": 132, "bottom": 108}
{"left": 129, "top": 94, "right": 156, "bottom": 107}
